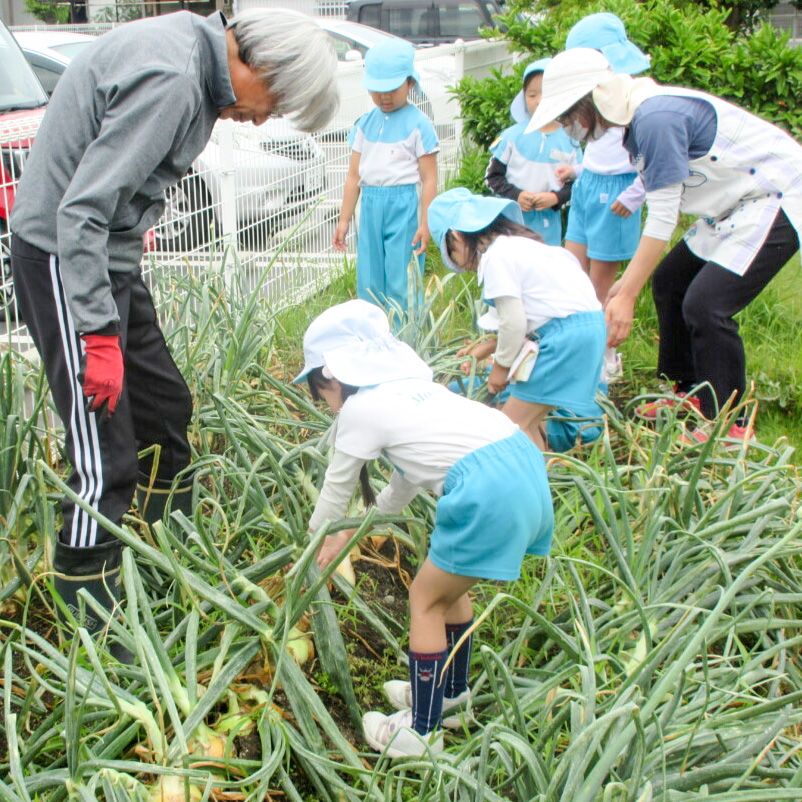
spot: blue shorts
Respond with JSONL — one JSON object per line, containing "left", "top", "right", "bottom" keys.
{"left": 565, "top": 171, "right": 642, "bottom": 261}
{"left": 510, "top": 310, "right": 606, "bottom": 411}
{"left": 429, "top": 430, "right": 554, "bottom": 580}
{"left": 522, "top": 206, "right": 562, "bottom": 247}
{"left": 546, "top": 383, "right": 607, "bottom": 452}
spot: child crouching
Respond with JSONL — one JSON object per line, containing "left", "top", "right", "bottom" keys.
{"left": 295, "top": 299, "right": 553, "bottom": 758}
{"left": 429, "top": 187, "right": 607, "bottom": 451}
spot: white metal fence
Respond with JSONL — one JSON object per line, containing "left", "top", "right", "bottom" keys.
{"left": 0, "top": 35, "right": 513, "bottom": 353}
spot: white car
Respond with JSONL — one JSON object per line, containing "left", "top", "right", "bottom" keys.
{"left": 13, "top": 29, "right": 327, "bottom": 252}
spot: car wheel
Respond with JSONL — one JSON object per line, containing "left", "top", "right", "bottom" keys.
{"left": 151, "top": 173, "right": 213, "bottom": 252}
{"left": 0, "top": 218, "right": 19, "bottom": 323}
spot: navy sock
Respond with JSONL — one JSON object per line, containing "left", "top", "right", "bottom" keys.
{"left": 445, "top": 619, "right": 473, "bottom": 698}
{"left": 409, "top": 650, "right": 448, "bottom": 735}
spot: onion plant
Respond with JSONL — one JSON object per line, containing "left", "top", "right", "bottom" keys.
{"left": 0, "top": 251, "right": 800, "bottom": 801}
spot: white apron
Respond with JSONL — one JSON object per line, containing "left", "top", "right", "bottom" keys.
{"left": 594, "top": 77, "right": 802, "bottom": 275}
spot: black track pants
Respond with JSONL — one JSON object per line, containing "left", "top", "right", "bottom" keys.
{"left": 651, "top": 209, "right": 799, "bottom": 420}
{"left": 11, "top": 235, "right": 193, "bottom": 547}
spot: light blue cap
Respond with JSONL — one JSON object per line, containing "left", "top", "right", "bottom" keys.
{"left": 427, "top": 188, "right": 523, "bottom": 273}
{"left": 293, "top": 300, "right": 432, "bottom": 386}
{"left": 361, "top": 39, "right": 421, "bottom": 92}
{"left": 565, "top": 13, "right": 650, "bottom": 75}
{"left": 510, "top": 57, "right": 552, "bottom": 124}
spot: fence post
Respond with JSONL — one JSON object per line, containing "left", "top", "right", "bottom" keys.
{"left": 454, "top": 38, "right": 465, "bottom": 148}
{"left": 216, "top": 121, "right": 239, "bottom": 287}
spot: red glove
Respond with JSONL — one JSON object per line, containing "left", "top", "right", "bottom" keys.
{"left": 78, "top": 334, "right": 124, "bottom": 418}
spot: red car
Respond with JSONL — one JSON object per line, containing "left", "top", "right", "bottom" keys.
{"left": 0, "top": 19, "right": 48, "bottom": 322}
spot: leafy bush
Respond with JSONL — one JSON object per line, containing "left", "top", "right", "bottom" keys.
{"left": 24, "top": 0, "right": 70, "bottom": 23}
{"left": 455, "top": 0, "right": 802, "bottom": 152}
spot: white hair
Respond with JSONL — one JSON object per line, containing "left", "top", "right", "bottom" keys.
{"left": 228, "top": 8, "right": 339, "bottom": 132}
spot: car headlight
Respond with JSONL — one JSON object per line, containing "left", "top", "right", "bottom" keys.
{"left": 1, "top": 146, "right": 31, "bottom": 182}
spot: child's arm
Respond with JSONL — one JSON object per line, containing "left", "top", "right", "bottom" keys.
{"left": 457, "top": 337, "right": 498, "bottom": 374}
{"left": 486, "top": 156, "right": 536, "bottom": 213}
{"left": 412, "top": 152, "right": 437, "bottom": 255}
{"left": 487, "top": 296, "right": 527, "bottom": 395}
{"left": 333, "top": 151, "right": 362, "bottom": 252}
{"left": 554, "top": 163, "right": 577, "bottom": 184}
{"left": 309, "top": 449, "right": 366, "bottom": 568}
{"left": 611, "top": 175, "right": 646, "bottom": 218}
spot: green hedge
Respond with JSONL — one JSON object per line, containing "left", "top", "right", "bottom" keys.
{"left": 455, "top": 0, "right": 802, "bottom": 159}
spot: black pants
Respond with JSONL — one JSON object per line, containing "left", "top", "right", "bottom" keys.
{"left": 11, "top": 235, "right": 193, "bottom": 548}
{"left": 652, "top": 209, "right": 799, "bottom": 420}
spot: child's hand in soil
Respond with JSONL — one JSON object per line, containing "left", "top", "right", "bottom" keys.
{"left": 316, "top": 529, "right": 356, "bottom": 570}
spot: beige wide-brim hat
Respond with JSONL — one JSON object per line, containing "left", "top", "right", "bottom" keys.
{"left": 525, "top": 48, "right": 614, "bottom": 134}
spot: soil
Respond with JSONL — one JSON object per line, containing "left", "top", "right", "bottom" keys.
{"left": 0, "top": 588, "right": 59, "bottom": 761}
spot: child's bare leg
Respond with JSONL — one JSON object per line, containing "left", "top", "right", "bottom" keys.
{"left": 404, "top": 559, "right": 478, "bottom": 734}
{"left": 409, "top": 559, "right": 477, "bottom": 653}
{"left": 589, "top": 259, "right": 620, "bottom": 305}
{"left": 564, "top": 240, "right": 590, "bottom": 273}
{"left": 502, "top": 397, "right": 554, "bottom": 451}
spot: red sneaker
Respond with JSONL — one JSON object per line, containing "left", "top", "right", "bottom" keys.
{"left": 680, "top": 423, "right": 756, "bottom": 446}
{"left": 637, "top": 388, "right": 702, "bottom": 419}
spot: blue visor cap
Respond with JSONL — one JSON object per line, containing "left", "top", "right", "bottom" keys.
{"left": 510, "top": 57, "right": 552, "bottom": 124}
{"left": 565, "top": 13, "right": 650, "bottom": 75}
{"left": 362, "top": 38, "right": 421, "bottom": 92}
{"left": 428, "top": 188, "right": 523, "bottom": 272}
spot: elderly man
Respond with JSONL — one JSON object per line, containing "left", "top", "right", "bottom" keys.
{"left": 10, "top": 8, "right": 337, "bottom": 651}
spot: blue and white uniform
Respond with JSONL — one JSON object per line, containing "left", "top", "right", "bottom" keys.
{"left": 486, "top": 124, "right": 581, "bottom": 245}
{"left": 350, "top": 103, "right": 439, "bottom": 313}
{"left": 309, "top": 379, "right": 553, "bottom": 579}
{"left": 478, "top": 236, "right": 608, "bottom": 451}
{"left": 564, "top": 128, "right": 645, "bottom": 261}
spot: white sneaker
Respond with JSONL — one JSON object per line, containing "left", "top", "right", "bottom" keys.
{"left": 362, "top": 708, "right": 444, "bottom": 758}
{"left": 383, "top": 680, "right": 471, "bottom": 729}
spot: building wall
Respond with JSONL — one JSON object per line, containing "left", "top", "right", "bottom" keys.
{"left": 1, "top": 0, "right": 40, "bottom": 25}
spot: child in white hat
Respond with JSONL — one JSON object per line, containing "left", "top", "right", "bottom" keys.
{"left": 553, "top": 13, "right": 651, "bottom": 384}
{"left": 333, "top": 39, "right": 439, "bottom": 320}
{"left": 485, "top": 58, "right": 582, "bottom": 247}
{"left": 429, "top": 188, "right": 607, "bottom": 452}
{"left": 295, "top": 299, "right": 553, "bottom": 758}
{"left": 528, "top": 44, "right": 802, "bottom": 443}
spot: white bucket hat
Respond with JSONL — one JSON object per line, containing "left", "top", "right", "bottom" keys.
{"left": 525, "top": 48, "right": 614, "bottom": 134}
{"left": 293, "top": 300, "right": 433, "bottom": 386}
{"left": 477, "top": 306, "right": 499, "bottom": 331}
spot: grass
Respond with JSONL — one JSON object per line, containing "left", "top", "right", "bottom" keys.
{"left": 1, "top": 240, "right": 801, "bottom": 801}
{"left": 622, "top": 250, "right": 802, "bottom": 450}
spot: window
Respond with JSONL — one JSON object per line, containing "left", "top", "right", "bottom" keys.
{"left": 437, "top": 3, "right": 487, "bottom": 39}
{"left": 27, "top": 57, "right": 62, "bottom": 96}
{"left": 328, "top": 33, "right": 367, "bottom": 60}
{"left": 383, "top": 3, "right": 434, "bottom": 39}
{"left": 357, "top": 3, "right": 382, "bottom": 28}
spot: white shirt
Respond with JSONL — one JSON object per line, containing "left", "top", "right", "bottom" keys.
{"left": 581, "top": 127, "right": 635, "bottom": 175}
{"left": 478, "top": 236, "right": 601, "bottom": 332}
{"left": 349, "top": 104, "right": 439, "bottom": 187}
{"left": 307, "top": 379, "right": 517, "bottom": 530}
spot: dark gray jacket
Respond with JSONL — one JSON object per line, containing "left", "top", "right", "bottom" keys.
{"left": 11, "top": 11, "right": 235, "bottom": 333}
